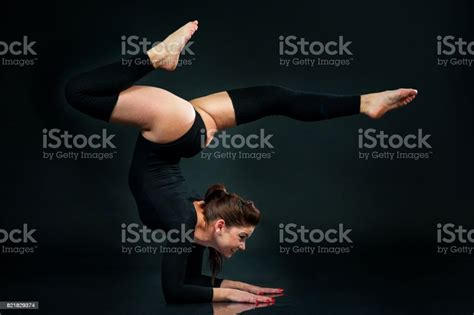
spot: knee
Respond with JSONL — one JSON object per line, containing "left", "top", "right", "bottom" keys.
{"left": 64, "top": 76, "right": 86, "bottom": 111}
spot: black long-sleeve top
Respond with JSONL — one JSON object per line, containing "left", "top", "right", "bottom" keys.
{"left": 64, "top": 53, "right": 222, "bottom": 303}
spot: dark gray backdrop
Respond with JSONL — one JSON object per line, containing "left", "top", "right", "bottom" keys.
{"left": 1, "top": 0, "right": 472, "bottom": 314}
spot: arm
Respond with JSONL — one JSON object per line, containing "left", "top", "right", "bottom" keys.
{"left": 183, "top": 248, "right": 278, "bottom": 294}
{"left": 184, "top": 244, "right": 223, "bottom": 288}
{"left": 161, "top": 239, "right": 220, "bottom": 303}
{"left": 161, "top": 247, "right": 214, "bottom": 303}
{"left": 186, "top": 274, "right": 224, "bottom": 288}
{"left": 161, "top": 243, "right": 274, "bottom": 304}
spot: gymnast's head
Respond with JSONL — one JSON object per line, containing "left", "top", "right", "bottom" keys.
{"left": 196, "top": 183, "right": 260, "bottom": 279}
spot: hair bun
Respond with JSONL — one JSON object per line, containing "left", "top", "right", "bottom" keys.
{"left": 204, "top": 183, "right": 228, "bottom": 204}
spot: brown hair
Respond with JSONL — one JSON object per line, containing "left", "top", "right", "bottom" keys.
{"left": 202, "top": 183, "right": 260, "bottom": 285}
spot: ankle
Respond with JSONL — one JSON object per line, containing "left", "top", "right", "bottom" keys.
{"left": 146, "top": 43, "right": 167, "bottom": 69}
{"left": 360, "top": 94, "right": 371, "bottom": 115}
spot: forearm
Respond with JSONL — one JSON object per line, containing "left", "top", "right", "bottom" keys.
{"left": 164, "top": 283, "right": 215, "bottom": 304}
{"left": 164, "top": 280, "right": 235, "bottom": 303}
{"left": 186, "top": 274, "right": 224, "bottom": 288}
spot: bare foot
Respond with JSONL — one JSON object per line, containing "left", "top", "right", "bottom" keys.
{"left": 360, "top": 88, "right": 418, "bottom": 119}
{"left": 147, "top": 20, "right": 199, "bottom": 70}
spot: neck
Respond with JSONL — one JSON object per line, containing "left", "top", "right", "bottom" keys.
{"left": 193, "top": 200, "right": 215, "bottom": 248}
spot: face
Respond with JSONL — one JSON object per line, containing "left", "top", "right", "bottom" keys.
{"left": 213, "top": 220, "right": 255, "bottom": 258}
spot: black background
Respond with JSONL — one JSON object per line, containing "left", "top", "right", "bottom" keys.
{"left": 1, "top": 0, "right": 473, "bottom": 314}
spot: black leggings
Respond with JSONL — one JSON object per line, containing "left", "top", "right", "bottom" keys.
{"left": 64, "top": 52, "right": 360, "bottom": 303}
{"left": 228, "top": 85, "right": 360, "bottom": 125}
{"left": 65, "top": 53, "right": 360, "bottom": 126}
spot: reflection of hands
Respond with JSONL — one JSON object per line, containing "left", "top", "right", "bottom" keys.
{"left": 213, "top": 302, "right": 272, "bottom": 315}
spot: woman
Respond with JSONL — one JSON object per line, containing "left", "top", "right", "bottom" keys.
{"left": 64, "top": 20, "right": 417, "bottom": 304}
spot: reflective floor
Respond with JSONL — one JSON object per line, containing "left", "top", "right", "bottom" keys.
{"left": 1, "top": 254, "right": 472, "bottom": 315}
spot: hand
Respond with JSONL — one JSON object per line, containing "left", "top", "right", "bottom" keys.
{"left": 226, "top": 289, "right": 275, "bottom": 304}
{"left": 245, "top": 284, "right": 284, "bottom": 296}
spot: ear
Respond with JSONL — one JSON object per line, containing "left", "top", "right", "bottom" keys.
{"left": 214, "top": 219, "right": 226, "bottom": 232}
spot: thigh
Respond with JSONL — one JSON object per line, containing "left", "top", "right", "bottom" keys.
{"left": 189, "top": 91, "right": 237, "bottom": 131}
{"left": 111, "top": 85, "right": 197, "bottom": 144}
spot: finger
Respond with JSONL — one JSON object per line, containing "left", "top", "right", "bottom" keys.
{"left": 267, "top": 287, "right": 284, "bottom": 293}
{"left": 257, "top": 287, "right": 284, "bottom": 294}
{"left": 249, "top": 295, "right": 265, "bottom": 304}
{"left": 255, "top": 296, "right": 273, "bottom": 304}
{"left": 255, "top": 296, "right": 275, "bottom": 304}
{"left": 249, "top": 288, "right": 261, "bottom": 295}
{"left": 266, "top": 293, "right": 285, "bottom": 298}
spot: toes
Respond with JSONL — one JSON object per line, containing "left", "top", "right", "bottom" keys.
{"left": 400, "top": 95, "right": 415, "bottom": 106}
{"left": 188, "top": 24, "right": 198, "bottom": 34}
{"left": 405, "top": 88, "right": 418, "bottom": 97}
{"left": 393, "top": 89, "right": 417, "bottom": 107}
{"left": 189, "top": 21, "right": 198, "bottom": 28}
{"left": 397, "top": 88, "right": 416, "bottom": 99}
